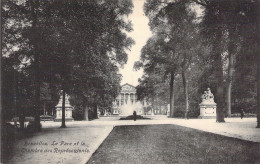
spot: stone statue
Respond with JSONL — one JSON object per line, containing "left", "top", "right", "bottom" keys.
{"left": 201, "top": 88, "right": 214, "bottom": 103}
{"left": 199, "top": 88, "right": 217, "bottom": 118}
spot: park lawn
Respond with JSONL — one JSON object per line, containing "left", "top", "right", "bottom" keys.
{"left": 87, "top": 124, "right": 260, "bottom": 164}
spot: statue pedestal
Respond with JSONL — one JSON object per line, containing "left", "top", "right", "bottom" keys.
{"left": 54, "top": 109, "right": 74, "bottom": 122}
{"left": 198, "top": 102, "right": 216, "bottom": 119}
{"left": 54, "top": 92, "right": 74, "bottom": 122}
{"left": 198, "top": 88, "right": 216, "bottom": 119}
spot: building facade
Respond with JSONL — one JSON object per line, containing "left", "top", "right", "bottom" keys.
{"left": 112, "top": 83, "right": 149, "bottom": 115}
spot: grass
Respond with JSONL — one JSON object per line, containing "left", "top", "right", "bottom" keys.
{"left": 87, "top": 125, "right": 260, "bottom": 164}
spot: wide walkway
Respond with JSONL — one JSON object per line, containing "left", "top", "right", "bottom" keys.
{"left": 6, "top": 116, "right": 260, "bottom": 164}
{"left": 42, "top": 115, "right": 260, "bottom": 142}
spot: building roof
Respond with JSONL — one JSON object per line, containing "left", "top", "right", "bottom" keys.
{"left": 121, "top": 83, "right": 136, "bottom": 88}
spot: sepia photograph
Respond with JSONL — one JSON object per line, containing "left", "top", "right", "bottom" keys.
{"left": 1, "top": 0, "right": 260, "bottom": 163}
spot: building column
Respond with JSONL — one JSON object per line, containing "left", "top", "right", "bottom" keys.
{"left": 128, "top": 92, "right": 131, "bottom": 104}
{"left": 124, "top": 93, "right": 125, "bottom": 104}
{"left": 125, "top": 93, "right": 127, "bottom": 104}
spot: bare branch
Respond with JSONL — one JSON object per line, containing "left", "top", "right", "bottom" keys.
{"left": 191, "top": 0, "right": 207, "bottom": 7}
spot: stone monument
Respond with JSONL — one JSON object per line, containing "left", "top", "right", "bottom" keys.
{"left": 54, "top": 92, "right": 74, "bottom": 122}
{"left": 199, "top": 88, "right": 217, "bottom": 119}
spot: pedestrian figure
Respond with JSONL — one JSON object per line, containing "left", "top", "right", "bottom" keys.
{"left": 240, "top": 109, "right": 245, "bottom": 119}
{"left": 133, "top": 111, "right": 137, "bottom": 121}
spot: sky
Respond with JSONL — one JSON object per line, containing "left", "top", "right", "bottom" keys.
{"left": 119, "top": 0, "right": 152, "bottom": 87}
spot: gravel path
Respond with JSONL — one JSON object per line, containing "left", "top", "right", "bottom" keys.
{"left": 5, "top": 125, "right": 113, "bottom": 164}
{"left": 4, "top": 116, "right": 260, "bottom": 164}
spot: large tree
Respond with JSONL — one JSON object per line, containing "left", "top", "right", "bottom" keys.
{"left": 139, "top": 0, "right": 199, "bottom": 117}
{"left": 56, "top": 0, "right": 134, "bottom": 121}
{"left": 198, "top": 0, "right": 259, "bottom": 123}
{"left": 135, "top": 64, "right": 170, "bottom": 113}
{"left": 2, "top": 0, "right": 134, "bottom": 128}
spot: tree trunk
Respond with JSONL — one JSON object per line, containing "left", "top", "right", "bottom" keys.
{"left": 93, "top": 104, "right": 98, "bottom": 119}
{"left": 19, "top": 114, "right": 25, "bottom": 129}
{"left": 84, "top": 105, "right": 89, "bottom": 121}
{"left": 257, "top": 52, "right": 260, "bottom": 128}
{"left": 210, "top": 30, "right": 226, "bottom": 122}
{"left": 34, "top": 52, "right": 41, "bottom": 123}
{"left": 30, "top": 0, "right": 41, "bottom": 126}
{"left": 182, "top": 71, "right": 189, "bottom": 119}
{"left": 60, "top": 89, "right": 66, "bottom": 128}
{"left": 215, "top": 41, "right": 225, "bottom": 122}
{"left": 15, "top": 73, "right": 25, "bottom": 129}
{"left": 169, "top": 71, "right": 175, "bottom": 118}
{"left": 226, "top": 51, "right": 234, "bottom": 117}
{"left": 0, "top": 49, "right": 2, "bottom": 127}
{"left": 256, "top": 11, "right": 260, "bottom": 128}
{"left": 226, "top": 28, "right": 235, "bottom": 117}
{"left": 152, "top": 97, "right": 155, "bottom": 115}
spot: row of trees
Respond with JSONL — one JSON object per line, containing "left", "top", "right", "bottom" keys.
{"left": 2, "top": 0, "right": 134, "bottom": 128}
{"left": 135, "top": 0, "right": 259, "bottom": 127}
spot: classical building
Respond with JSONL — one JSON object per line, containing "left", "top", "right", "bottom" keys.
{"left": 112, "top": 83, "right": 149, "bottom": 115}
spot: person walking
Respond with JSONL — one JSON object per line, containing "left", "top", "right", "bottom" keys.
{"left": 240, "top": 109, "right": 245, "bottom": 119}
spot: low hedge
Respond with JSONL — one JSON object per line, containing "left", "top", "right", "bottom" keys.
{"left": 231, "top": 113, "right": 256, "bottom": 118}
{"left": 119, "top": 115, "right": 151, "bottom": 120}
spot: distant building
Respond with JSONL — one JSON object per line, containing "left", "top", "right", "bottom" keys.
{"left": 112, "top": 83, "right": 149, "bottom": 115}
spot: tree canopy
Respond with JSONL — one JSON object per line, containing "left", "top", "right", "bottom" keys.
{"left": 2, "top": 0, "right": 134, "bottom": 125}
{"left": 135, "top": 0, "right": 259, "bottom": 125}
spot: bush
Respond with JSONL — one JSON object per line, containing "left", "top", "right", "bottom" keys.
{"left": 173, "top": 108, "right": 200, "bottom": 118}
{"left": 26, "top": 121, "right": 42, "bottom": 133}
{"left": 188, "top": 109, "right": 200, "bottom": 118}
{"left": 232, "top": 102, "right": 256, "bottom": 114}
{"left": 231, "top": 113, "right": 257, "bottom": 118}
{"left": 2, "top": 123, "right": 16, "bottom": 162}
{"left": 73, "top": 107, "right": 85, "bottom": 120}
{"left": 119, "top": 115, "right": 151, "bottom": 120}
{"left": 173, "top": 111, "right": 184, "bottom": 118}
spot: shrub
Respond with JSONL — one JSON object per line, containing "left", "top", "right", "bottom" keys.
{"left": 188, "top": 109, "right": 200, "bottom": 118}
{"left": 173, "top": 111, "right": 184, "bottom": 118}
{"left": 232, "top": 102, "right": 256, "bottom": 114}
{"left": 119, "top": 115, "right": 151, "bottom": 120}
{"left": 26, "top": 121, "right": 42, "bottom": 133}
{"left": 231, "top": 113, "right": 257, "bottom": 118}
{"left": 72, "top": 106, "right": 85, "bottom": 120}
{"left": 2, "top": 123, "right": 17, "bottom": 162}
